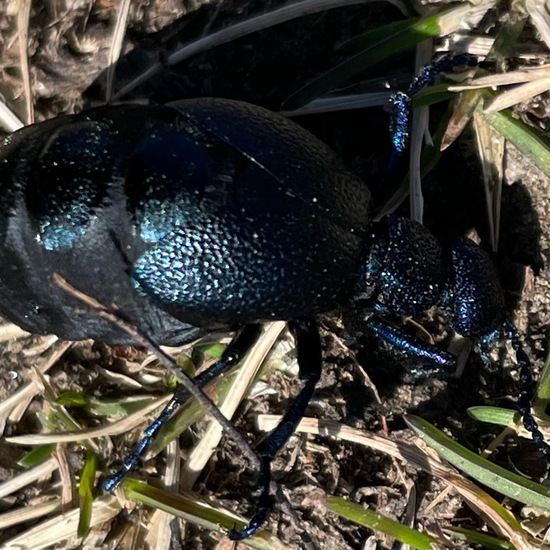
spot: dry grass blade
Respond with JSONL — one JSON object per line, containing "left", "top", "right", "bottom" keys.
{"left": 0, "top": 341, "right": 73, "bottom": 421}
{"left": 0, "top": 100, "right": 24, "bottom": 132}
{"left": 54, "top": 447, "right": 74, "bottom": 509}
{"left": 440, "top": 34, "right": 495, "bottom": 57}
{"left": 6, "top": 393, "right": 171, "bottom": 444}
{"left": 0, "top": 322, "right": 30, "bottom": 341}
{"left": 0, "top": 458, "right": 57, "bottom": 500}
{"left": 105, "top": 0, "right": 131, "bottom": 102}
{"left": 0, "top": 498, "right": 63, "bottom": 531}
{"left": 0, "top": 494, "right": 120, "bottom": 549}
{"left": 257, "top": 416, "right": 536, "bottom": 549}
{"left": 144, "top": 439, "right": 180, "bottom": 550}
{"left": 449, "top": 65, "right": 550, "bottom": 90}
{"left": 16, "top": 0, "right": 32, "bottom": 124}
{"left": 484, "top": 78, "right": 550, "bottom": 113}
{"left": 409, "top": 41, "right": 433, "bottom": 223}
{"left": 282, "top": 91, "right": 390, "bottom": 116}
{"left": 472, "top": 109, "right": 504, "bottom": 252}
{"left": 525, "top": 0, "right": 550, "bottom": 50}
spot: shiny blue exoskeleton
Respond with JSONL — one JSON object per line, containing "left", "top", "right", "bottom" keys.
{"left": 0, "top": 97, "right": 546, "bottom": 539}
{"left": 387, "top": 53, "right": 480, "bottom": 171}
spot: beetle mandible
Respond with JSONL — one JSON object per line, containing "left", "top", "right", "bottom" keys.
{"left": 0, "top": 97, "right": 546, "bottom": 539}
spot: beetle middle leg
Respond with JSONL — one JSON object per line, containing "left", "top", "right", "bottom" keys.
{"left": 104, "top": 318, "right": 322, "bottom": 539}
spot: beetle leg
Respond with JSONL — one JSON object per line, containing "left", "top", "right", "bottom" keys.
{"left": 388, "top": 52, "right": 478, "bottom": 163}
{"left": 364, "top": 316, "right": 456, "bottom": 378}
{"left": 230, "top": 318, "right": 322, "bottom": 540}
{"left": 104, "top": 324, "right": 262, "bottom": 492}
{"left": 193, "top": 324, "right": 263, "bottom": 388}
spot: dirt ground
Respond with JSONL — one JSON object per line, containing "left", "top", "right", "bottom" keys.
{"left": 0, "top": 1, "right": 550, "bottom": 549}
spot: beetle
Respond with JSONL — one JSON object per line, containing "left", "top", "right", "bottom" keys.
{"left": 0, "top": 97, "right": 546, "bottom": 539}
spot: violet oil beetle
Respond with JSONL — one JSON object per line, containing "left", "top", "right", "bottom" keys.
{"left": 0, "top": 94, "right": 548, "bottom": 540}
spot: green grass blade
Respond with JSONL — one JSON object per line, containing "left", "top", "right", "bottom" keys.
{"left": 78, "top": 451, "right": 98, "bottom": 538}
{"left": 406, "top": 415, "right": 550, "bottom": 511}
{"left": 327, "top": 495, "right": 439, "bottom": 549}
{"left": 468, "top": 406, "right": 518, "bottom": 427}
{"left": 534, "top": 350, "right": 550, "bottom": 418}
{"left": 477, "top": 106, "right": 550, "bottom": 178}
{"left": 18, "top": 444, "right": 56, "bottom": 468}
{"left": 122, "top": 480, "right": 286, "bottom": 549}
{"left": 447, "top": 526, "right": 514, "bottom": 550}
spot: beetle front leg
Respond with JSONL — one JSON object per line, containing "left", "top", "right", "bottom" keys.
{"left": 230, "top": 317, "right": 322, "bottom": 540}
{"left": 364, "top": 315, "right": 457, "bottom": 378}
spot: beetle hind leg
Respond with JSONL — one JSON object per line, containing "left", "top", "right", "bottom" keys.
{"left": 230, "top": 317, "right": 322, "bottom": 540}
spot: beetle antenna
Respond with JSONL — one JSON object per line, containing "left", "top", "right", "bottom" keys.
{"left": 504, "top": 321, "right": 550, "bottom": 466}
{"left": 406, "top": 53, "right": 477, "bottom": 98}
{"left": 388, "top": 52, "right": 478, "bottom": 166}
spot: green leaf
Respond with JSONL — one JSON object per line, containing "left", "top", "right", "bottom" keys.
{"left": 467, "top": 406, "right": 518, "bottom": 427}
{"left": 534, "top": 350, "right": 550, "bottom": 419}
{"left": 194, "top": 341, "right": 226, "bottom": 360}
{"left": 56, "top": 391, "right": 90, "bottom": 407}
{"left": 406, "top": 416, "right": 550, "bottom": 512}
{"left": 339, "top": 18, "right": 423, "bottom": 54}
{"left": 18, "top": 444, "right": 56, "bottom": 468}
{"left": 78, "top": 451, "right": 98, "bottom": 538}
{"left": 56, "top": 391, "right": 160, "bottom": 418}
{"left": 477, "top": 106, "right": 550, "bottom": 178}
{"left": 448, "top": 526, "right": 514, "bottom": 550}
{"left": 327, "top": 496, "right": 439, "bottom": 549}
{"left": 122, "top": 480, "right": 286, "bottom": 550}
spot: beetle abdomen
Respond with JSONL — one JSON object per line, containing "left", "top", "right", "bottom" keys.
{"left": 0, "top": 99, "right": 371, "bottom": 341}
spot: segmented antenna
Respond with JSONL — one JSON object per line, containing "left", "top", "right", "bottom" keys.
{"left": 388, "top": 52, "right": 478, "bottom": 166}
{"left": 504, "top": 321, "right": 550, "bottom": 465}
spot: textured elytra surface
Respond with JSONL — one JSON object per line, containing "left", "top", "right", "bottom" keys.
{"left": 0, "top": 99, "right": 370, "bottom": 341}
{"left": 0, "top": 1, "right": 549, "bottom": 549}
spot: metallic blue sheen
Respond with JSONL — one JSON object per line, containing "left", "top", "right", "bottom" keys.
{"left": 366, "top": 318, "right": 456, "bottom": 375}
{"left": 38, "top": 181, "right": 98, "bottom": 250}
{"left": 388, "top": 53, "right": 477, "bottom": 160}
